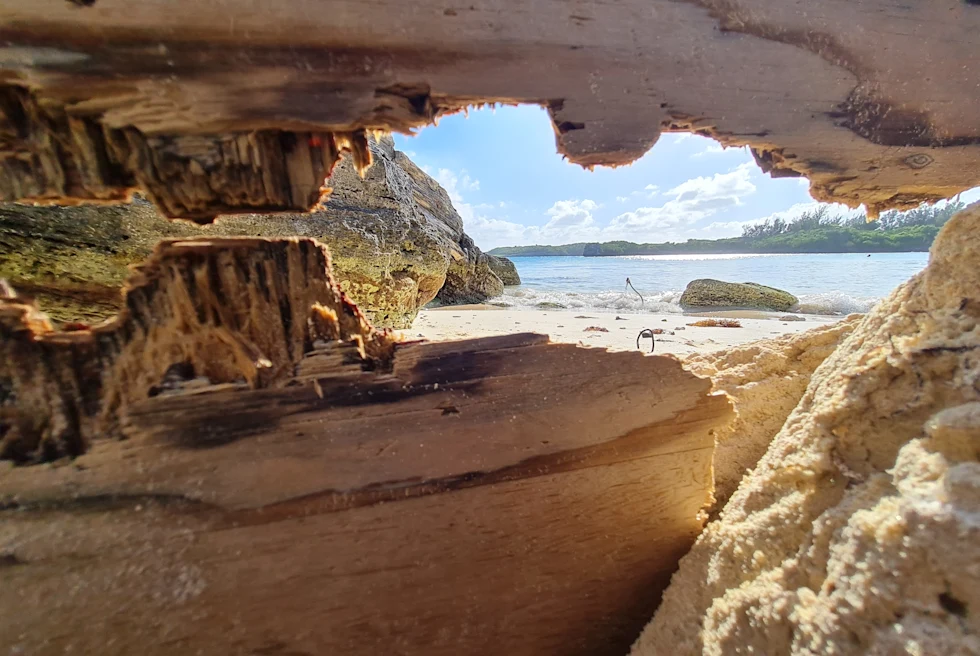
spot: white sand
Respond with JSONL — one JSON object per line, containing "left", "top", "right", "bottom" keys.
{"left": 400, "top": 306, "right": 842, "bottom": 356}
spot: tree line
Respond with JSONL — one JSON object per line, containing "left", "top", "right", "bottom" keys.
{"left": 488, "top": 201, "right": 965, "bottom": 257}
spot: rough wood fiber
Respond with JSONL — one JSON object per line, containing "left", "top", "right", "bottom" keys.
{"left": 1, "top": 1, "right": 978, "bottom": 218}
{"left": 0, "top": 237, "right": 392, "bottom": 463}
{"left": 0, "top": 237, "right": 732, "bottom": 655}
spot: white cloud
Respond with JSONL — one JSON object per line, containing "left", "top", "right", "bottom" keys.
{"left": 754, "top": 200, "right": 855, "bottom": 225}
{"left": 435, "top": 168, "right": 479, "bottom": 193}
{"left": 462, "top": 200, "right": 601, "bottom": 250}
{"left": 604, "top": 163, "right": 757, "bottom": 241}
{"left": 960, "top": 186, "right": 980, "bottom": 205}
{"left": 644, "top": 184, "right": 660, "bottom": 197}
{"left": 464, "top": 214, "right": 538, "bottom": 249}
{"left": 697, "top": 220, "right": 759, "bottom": 239}
{"left": 691, "top": 143, "right": 724, "bottom": 158}
{"left": 429, "top": 159, "right": 877, "bottom": 249}
{"left": 690, "top": 142, "right": 748, "bottom": 159}
{"left": 431, "top": 165, "right": 602, "bottom": 249}
{"left": 539, "top": 199, "right": 600, "bottom": 241}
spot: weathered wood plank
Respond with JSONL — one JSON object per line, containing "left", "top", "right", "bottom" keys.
{"left": 0, "top": 236, "right": 732, "bottom": 654}
{"left": 0, "top": 334, "right": 729, "bottom": 655}
{"left": 1, "top": 1, "right": 978, "bottom": 217}
{"left": 0, "top": 453, "right": 710, "bottom": 655}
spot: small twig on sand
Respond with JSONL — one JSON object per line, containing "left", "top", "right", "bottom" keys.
{"left": 625, "top": 277, "right": 644, "bottom": 306}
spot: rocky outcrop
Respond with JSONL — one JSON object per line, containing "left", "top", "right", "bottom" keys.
{"left": 487, "top": 255, "right": 521, "bottom": 286}
{"left": 0, "top": 137, "right": 501, "bottom": 329}
{"left": 633, "top": 203, "right": 980, "bottom": 655}
{"left": 436, "top": 234, "right": 505, "bottom": 305}
{"left": 683, "top": 317, "right": 861, "bottom": 513}
{"left": 680, "top": 279, "right": 798, "bottom": 312}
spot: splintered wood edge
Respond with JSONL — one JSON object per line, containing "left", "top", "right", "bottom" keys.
{"left": 0, "top": 236, "right": 395, "bottom": 464}
{"left": 0, "top": 238, "right": 734, "bottom": 656}
{"left": 0, "top": 334, "right": 732, "bottom": 515}
{"left": 1, "top": 1, "right": 978, "bottom": 218}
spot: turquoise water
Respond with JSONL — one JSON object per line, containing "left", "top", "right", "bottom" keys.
{"left": 499, "top": 252, "right": 930, "bottom": 315}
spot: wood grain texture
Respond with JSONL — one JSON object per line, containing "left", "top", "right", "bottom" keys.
{"left": 0, "top": 333, "right": 731, "bottom": 655}
{"left": 0, "top": 0, "right": 978, "bottom": 218}
{"left": 0, "top": 236, "right": 732, "bottom": 654}
{"left": 0, "top": 237, "right": 393, "bottom": 463}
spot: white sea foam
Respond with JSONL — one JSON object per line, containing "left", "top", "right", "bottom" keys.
{"left": 497, "top": 288, "right": 684, "bottom": 314}
{"left": 793, "top": 292, "right": 879, "bottom": 315}
{"left": 495, "top": 287, "right": 879, "bottom": 316}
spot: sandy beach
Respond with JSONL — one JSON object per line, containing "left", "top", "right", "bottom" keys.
{"left": 402, "top": 305, "right": 843, "bottom": 356}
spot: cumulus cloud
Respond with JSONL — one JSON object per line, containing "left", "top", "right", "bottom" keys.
{"left": 605, "top": 162, "right": 757, "bottom": 240}
{"left": 691, "top": 200, "right": 859, "bottom": 240}
{"left": 545, "top": 199, "right": 597, "bottom": 227}
{"left": 429, "top": 160, "right": 859, "bottom": 249}
{"left": 435, "top": 168, "right": 479, "bottom": 193}
{"left": 690, "top": 142, "right": 748, "bottom": 159}
{"left": 461, "top": 199, "right": 601, "bottom": 249}
{"left": 431, "top": 165, "right": 602, "bottom": 249}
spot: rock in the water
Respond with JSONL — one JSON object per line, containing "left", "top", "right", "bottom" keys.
{"left": 0, "top": 137, "right": 499, "bottom": 329}
{"left": 633, "top": 203, "right": 980, "bottom": 655}
{"left": 436, "top": 234, "right": 504, "bottom": 305}
{"left": 680, "top": 278, "right": 798, "bottom": 312}
{"left": 487, "top": 255, "right": 521, "bottom": 286}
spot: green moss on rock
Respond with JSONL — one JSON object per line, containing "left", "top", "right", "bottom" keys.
{"left": 487, "top": 255, "right": 521, "bottom": 286}
{"left": 0, "top": 137, "right": 502, "bottom": 329}
{"left": 679, "top": 279, "right": 798, "bottom": 312}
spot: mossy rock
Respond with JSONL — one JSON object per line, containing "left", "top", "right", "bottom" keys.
{"left": 435, "top": 234, "right": 504, "bottom": 305}
{"left": 0, "top": 137, "right": 502, "bottom": 329}
{"left": 487, "top": 255, "right": 521, "bottom": 286}
{"left": 679, "top": 279, "right": 798, "bottom": 312}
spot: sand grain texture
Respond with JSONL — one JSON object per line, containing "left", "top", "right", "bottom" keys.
{"left": 684, "top": 317, "right": 861, "bottom": 512}
{"left": 633, "top": 203, "right": 980, "bottom": 655}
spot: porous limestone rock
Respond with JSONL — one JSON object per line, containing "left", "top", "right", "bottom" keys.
{"left": 436, "top": 233, "right": 505, "bottom": 305}
{"left": 488, "top": 255, "right": 521, "bottom": 286}
{"left": 632, "top": 203, "right": 980, "bottom": 655}
{"left": 680, "top": 279, "right": 799, "bottom": 312}
{"left": 0, "top": 137, "right": 501, "bottom": 329}
{"left": 683, "top": 316, "right": 861, "bottom": 513}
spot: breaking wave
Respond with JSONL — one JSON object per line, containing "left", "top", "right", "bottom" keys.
{"left": 492, "top": 287, "right": 879, "bottom": 316}
{"left": 793, "top": 292, "right": 880, "bottom": 315}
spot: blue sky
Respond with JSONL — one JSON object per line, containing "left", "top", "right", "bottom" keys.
{"left": 393, "top": 105, "right": 980, "bottom": 251}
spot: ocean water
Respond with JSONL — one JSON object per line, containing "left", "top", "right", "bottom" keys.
{"left": 496, "top": 252, "right": 929, "bottom": 316}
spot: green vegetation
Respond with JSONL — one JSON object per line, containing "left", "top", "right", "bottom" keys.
{"left": 489, "top": 202, "right": 965, "bottom": 257}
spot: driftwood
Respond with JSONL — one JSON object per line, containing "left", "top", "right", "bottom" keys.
{"left": 0, "top": 238, "right": 732, "bottom": 654}
{"left": 1, "top": 1, "right": 978, "bottom": 219}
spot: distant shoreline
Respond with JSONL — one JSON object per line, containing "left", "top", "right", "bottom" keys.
{"left": 496, "top": 249, "right": 930, "bottom": 257}
{"left": 489, "top": 215, "right": 950, "bottom": 257}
